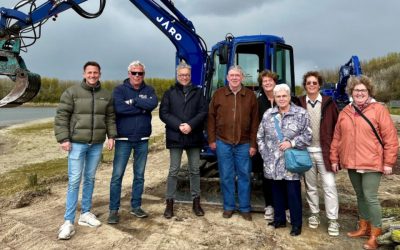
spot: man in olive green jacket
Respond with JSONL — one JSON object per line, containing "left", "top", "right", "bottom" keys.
{"left": 54, "top": 61, "right": 117, "bottom": 240}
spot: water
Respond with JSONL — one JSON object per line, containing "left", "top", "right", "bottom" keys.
{"left": 0, "top": 107, "right": 56, "bottom": 128}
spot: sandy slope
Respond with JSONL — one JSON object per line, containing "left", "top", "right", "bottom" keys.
{"left": 0, "top": 113, "right": 399, "bottom": 249}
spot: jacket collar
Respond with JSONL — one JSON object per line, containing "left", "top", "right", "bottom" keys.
{"left": 81, "top": 80, "right": 100, "bottom": 91}
{"left": 223, "top": 85, "right": 246, "bottom": 96}
{"left": 270, "top": 103, "right": 297, "bottom": 116}
{"left": 123, "top": 78, "right": 146, "bottom": 90}
{"left": 306, "top": 93, "right": 322, "bottom": 104}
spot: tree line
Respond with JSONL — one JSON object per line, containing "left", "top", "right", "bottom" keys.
{"left": 1, "top": 52, "right": 399, "bottom": 104}
{"left": 0, "top": 77, "right": 175, "bottom": 104}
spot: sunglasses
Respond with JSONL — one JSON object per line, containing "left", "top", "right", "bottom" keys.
{"left": 130, "top": 71, "right": 144, "bottom": 76}
{"left": 306, "top": 81, "right": 319, "bottom": 85}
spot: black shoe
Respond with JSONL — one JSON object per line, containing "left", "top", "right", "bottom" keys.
{"left": 164, "top": 199, "right": 174, "bottom": 219}
{"left": 107, "top": 210, "right": 119, "bottom": 224}
{"left": 290, "top": 226, "right": 302, "bottom": 236}
{"left": 268, "top": 221, "right": 286, "bottom": 228}
{"left": 192, "top": 196, "right": 205, "bottom": 216}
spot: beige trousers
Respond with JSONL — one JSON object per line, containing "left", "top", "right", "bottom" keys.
{"left": 304, "top": 151, "right": 339, "bottom": 220}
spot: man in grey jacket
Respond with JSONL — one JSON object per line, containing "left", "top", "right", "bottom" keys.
{"left": 54, "top": 61, "right": 117, "bottom": 240}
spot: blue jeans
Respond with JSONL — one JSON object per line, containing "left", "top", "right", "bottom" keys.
{"left": 110, "top": 140, "right": 148, "bottom": 210}
{"left": 216, "top": 140, "right": 252, "bottom": 212}
{"left": 64, "top": 142, "right": 103, "bottom": 222}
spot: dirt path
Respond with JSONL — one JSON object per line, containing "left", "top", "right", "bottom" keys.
{"left": 0, "top": 114, "right": 399, "bottom": 249}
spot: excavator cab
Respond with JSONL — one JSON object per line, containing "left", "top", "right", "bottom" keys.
{"left": 0, "top": 36, "right": 41, "bottom": 107}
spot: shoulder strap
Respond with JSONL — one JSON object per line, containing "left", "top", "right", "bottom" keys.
{"left": 274, "top": 115, "right": 284, "bottom": 142}
{"left": 352, "top": 104, "right": 384, "bottom": 147}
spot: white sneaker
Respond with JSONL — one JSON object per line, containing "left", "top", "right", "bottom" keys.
{"left": 78, "top": 212, "right": 101, "bottom": 228}
{"left": 264, "top": 206, "right": 274, "bottom": 220}
{"left": 308, "top": 214, "right": 320, "bottom": 229}
{"left": 286, "top": 209, "right": 291, "bottom": 224}
{"left": 328, "top": 220, "right": 340, "bottom": 236}
{"left": 58, "top": 220, "right": 75, "bottom": 240}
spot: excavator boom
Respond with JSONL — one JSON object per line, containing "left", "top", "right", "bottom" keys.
{"left": 0, "top": 0, "right": 207, "bottom": 107}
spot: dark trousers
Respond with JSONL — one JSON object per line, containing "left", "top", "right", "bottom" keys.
{"left": 271, "top": 179, "right": 302, "bottom": 227}
{"left": 252, "top": 152, "right": 273, "bottom": 207}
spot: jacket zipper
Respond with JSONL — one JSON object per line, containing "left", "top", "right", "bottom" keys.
{"left": 233, "top": 93, "right": 237, "bottom": 143}
{"left": 90, "top": 88, "right": 95, "bottom": 143}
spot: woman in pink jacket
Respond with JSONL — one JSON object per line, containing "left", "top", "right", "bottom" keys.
{"left": 330, "top": 75, "right": 398, "bottom": 250}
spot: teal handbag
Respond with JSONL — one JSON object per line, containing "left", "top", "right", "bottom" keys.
{"left": 274, "top": 116, "right": 312, "bottom": 174}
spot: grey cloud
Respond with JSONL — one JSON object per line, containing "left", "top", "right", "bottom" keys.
{"left": 4, "top": 0, "right": 400, "bottom": 83}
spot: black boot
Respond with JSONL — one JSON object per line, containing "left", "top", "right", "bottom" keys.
{"left": 193, "top": 196, "right": 204, "bottom": 216}
{"left": 164, "top": 199, "right": 174, "bottom": 219}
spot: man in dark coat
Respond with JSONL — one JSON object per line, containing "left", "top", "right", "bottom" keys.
{"left": 160, "top": 62, "right": 208, "bottom": 218}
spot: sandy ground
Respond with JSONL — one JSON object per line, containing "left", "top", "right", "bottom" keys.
{"left": 0, "top": 113, "right": 399, "bottom": 249}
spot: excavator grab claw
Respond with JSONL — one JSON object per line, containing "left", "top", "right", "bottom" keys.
{"left": 0, "top": 39, "right": 41, "bottom": 108}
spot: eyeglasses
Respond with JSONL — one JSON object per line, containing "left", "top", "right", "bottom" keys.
{"left": 130, "top": 71, "right": 144, "bottom": 76}
{"left": 353, "top": 89, "right": 368, "bottom": 93}
{"left": 178, "top": 74, "right": 191, "bottom": 78}
{"left": 306, "top": 81, "right": 319, "bottom": 85}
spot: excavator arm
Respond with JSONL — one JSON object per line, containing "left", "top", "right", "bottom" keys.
{"left": 321, "top": 55, "right": 362, "bottom": 110}
{"left": 0, "top": 0, "right": 208, "bottom": 107}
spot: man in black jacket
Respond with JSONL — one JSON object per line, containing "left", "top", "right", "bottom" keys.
{"left": 159, "top": 62, "right": 208, "bottom": 218}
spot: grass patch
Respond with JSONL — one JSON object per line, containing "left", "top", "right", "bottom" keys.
{"left": 0, "top": 157, "right": 67, "bottom": 196}
{"left": 390, "top": 108, "right": 400, "bottom": 115}
{"left": 101, "top": 149, "right": 114, "bottom": 163}
{"left": 1, "top": 127, "right": 165, "bottom": 197}
{"left": 383, "top": 207, "right": 400, "bottom": 220}
{"left": 11, "top": 121, "right": 54, "bottom": 135}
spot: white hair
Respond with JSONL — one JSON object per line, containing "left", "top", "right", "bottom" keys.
{"left": 228, "top": 65, "right": 245, "bottom": 76}
{"left": 273, "top": 84, "right": 291, "bottom": 96}
{"left": 176, "top": 62, "right": 191, "bottom": 72}
{"left": 127, "top": 60, "right": 145, "bottom": 71}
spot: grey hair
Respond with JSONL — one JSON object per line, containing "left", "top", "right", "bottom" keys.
{"left": 273, "top": 84, "right": 291, "bottom": 96}
{"left": 228, "top": 65, "right": 245, "bottom": 76}
{"left": 176, "top": 62, "right": 191, "bottom": 72}
{"left": 127, "top": 60, "right": 146, "bottom": 71}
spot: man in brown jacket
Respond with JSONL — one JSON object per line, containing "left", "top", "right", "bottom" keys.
{"left": 207, "top": 65, "right": 259, "bottom": 221}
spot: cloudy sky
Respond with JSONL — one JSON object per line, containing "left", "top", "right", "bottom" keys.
{"left": 5, "top": 0, "right": 400, "bottom": 83}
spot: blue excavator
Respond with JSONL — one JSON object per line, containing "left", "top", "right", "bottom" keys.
{"left": 321, "top": 55, "right": 363, "bottom": 110}
{"left": 0, "top": 0, "right": 296, "bottom": 107}
{"left": 0, "top": 0, "right": 297, "bottom": 206}
{"left": 0, "top": 0, "right": 361, "bottom": 207}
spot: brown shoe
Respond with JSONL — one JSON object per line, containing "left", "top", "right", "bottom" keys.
{"left": 347, "top": 219, "right": 371, "bottom": 238}
{"left": 222, "top": 210, "right": 234, "bottom": 218}
{"left": 363, "top": 227, "right": 382, "bottom": 249}
{"left": 240, "top": 212, "right": 252, "bottom": 221}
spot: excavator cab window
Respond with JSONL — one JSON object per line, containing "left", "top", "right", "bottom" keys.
{"left": 271, "top": 43, "right": 295, "bottom": 94}
{"left": 234, "top": 42, "right": 264, "bottom": 92}
{"left": 209, "top": 49, "right": 227, "bottom": 98}
{"left": 208, "top": 41, "right": 265, "bottom": 99}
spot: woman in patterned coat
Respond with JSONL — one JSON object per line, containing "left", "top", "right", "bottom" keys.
{"left": 257, "top": 84, "right": 312, "bottom": 236}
